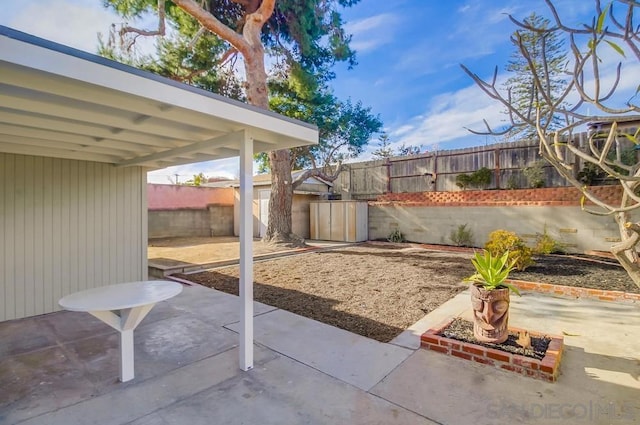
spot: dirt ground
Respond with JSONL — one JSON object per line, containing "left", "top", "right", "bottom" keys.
{"left": 178, "top": 244, "right": 472, "bottom": 342}
{"left": 154, "top": 238, "right": 637, "bottom": 343}
{"left": 148, "top": 236, "right": 290, "bottom": 267}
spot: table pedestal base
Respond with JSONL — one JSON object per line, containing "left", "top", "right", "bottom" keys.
{"left": 90, "top": 304, "right": 155, "bottom": 382}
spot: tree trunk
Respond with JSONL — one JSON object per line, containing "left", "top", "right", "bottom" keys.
{"left": 240, "top": 23, "right": 301, "bottom": 246}
{"left": 611, "top": 213, "right": 640, "bottom": 289}
{"left": 265, "top": 148, "right": 304, "bottom": 246}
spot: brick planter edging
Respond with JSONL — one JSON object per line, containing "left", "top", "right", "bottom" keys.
{"left": 420, "top": 319, "right": 564, "bottom": 382}
{"left": 508, "top": 279, "right": 640, "bottom": 303}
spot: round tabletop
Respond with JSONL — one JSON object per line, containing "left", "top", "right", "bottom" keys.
{"left": 59, "top": 280, "right": 183, "bottom": 312}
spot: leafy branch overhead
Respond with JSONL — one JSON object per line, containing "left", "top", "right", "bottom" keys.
{"left": 101, "top": 0, "right": 379, "bottom": 245}
{"left": 461, "top": 0, "right": 640, "bottom": 288}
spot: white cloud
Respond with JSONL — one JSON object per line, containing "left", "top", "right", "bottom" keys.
{"left": 390, "top": 45, "right": 640, "bottom": 153}
{"left": 345, "top": 13, "right": 399, "bottom": 53}
{"left": 392, "top": 82, "right": 508, "bottom": 148}
{"left": 392, "top": 125, "right": 415, "bottom": 138}
{"left": 4, "top": 0, "right": 118, "bottom": 53}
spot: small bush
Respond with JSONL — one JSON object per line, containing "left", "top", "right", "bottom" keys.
{"left": 534, "top": 227, "right": 564, "bottom": 255}
{"left": 470, "top": 167, "right": 492, "bottom": 188}
{"left": 387, "top": 229, "right": 405, "bottom": 243}
{"left": 456, "top": 167, "right": 493, "bottom": 190}
{"left": 450, "top": 224, "right": 475, "bottom": 247}
{"left": 523, "top": 160, "right": 546, "bottom": 188}
{"left": 484, "top": 230, "right": 534, "bottom": 271}
{"left": 506, "top": 175, "right": 519, "bottom": 190}
{"left": 455, "top": 174, "right": 472, "bottom": 190}
{"left": 577, "top": 162, "right": 605, "bottom": 186}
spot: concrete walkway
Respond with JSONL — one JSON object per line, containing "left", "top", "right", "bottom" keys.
{"left": 1, "top": 283, "right": 638, "bottom": 425}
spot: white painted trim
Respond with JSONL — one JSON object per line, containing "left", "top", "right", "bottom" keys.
{"left": 115, "top": 131, "right": 245, "bottom": 167}
{"left": 258, "top": 190, "right": 271, "bottom": 238}
{"left": 141, "top": 169, "right": 149, "bottom": 280}
{"left": 238, "top": 131, "right": 254, "bottom": 371}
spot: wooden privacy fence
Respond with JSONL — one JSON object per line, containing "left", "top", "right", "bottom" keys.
{"left": 334, "top": 135, "right": 609, "bottom": 200}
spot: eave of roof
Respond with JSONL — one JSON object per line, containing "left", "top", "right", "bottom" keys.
{"left": 0, "top": 26, "right": 318, "bottom": 169}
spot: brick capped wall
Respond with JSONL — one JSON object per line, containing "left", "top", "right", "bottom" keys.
{"left": 148, "top": 184, "right": 234, "bottom": 210}
{"left": 374, "top": 186, "right": 623, "bottom": 207}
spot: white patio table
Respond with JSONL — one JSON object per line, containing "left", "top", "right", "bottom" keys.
{"left": 59, "top": 280, "right": 183, "bottom": 382}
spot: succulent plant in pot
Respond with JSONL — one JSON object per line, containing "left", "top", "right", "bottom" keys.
{"left": 464, "top": 250, "right": 520, "bottom": 344}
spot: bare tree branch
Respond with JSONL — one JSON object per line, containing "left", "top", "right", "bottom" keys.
{"left": 120, "top": 0, "right": 166, "bottom": 38}
{"left": 465, "top": 0, "right": 640, "bottom": 287}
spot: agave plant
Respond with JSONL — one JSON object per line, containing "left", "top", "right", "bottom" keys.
{"left": 464, "top": 250, "right": 520, "bottom": 295}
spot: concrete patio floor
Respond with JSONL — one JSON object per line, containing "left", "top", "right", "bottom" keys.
{"left": 1, "top": 282, "right": 639, "bottom": 425}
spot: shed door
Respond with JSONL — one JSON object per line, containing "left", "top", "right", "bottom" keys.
{"left": 258, "top": 190, "right": 270, "bottom": 237}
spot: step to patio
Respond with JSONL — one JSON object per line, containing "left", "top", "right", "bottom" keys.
{"left": 420, "top": 318, "right": 564, "bottom": 382}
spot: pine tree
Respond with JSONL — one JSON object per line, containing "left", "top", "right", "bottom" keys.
{"left": 503, "top": 13, "right": 568, "bottom": 142}
{"left": 371, "top": 133, "right": 393, "bottom": 159}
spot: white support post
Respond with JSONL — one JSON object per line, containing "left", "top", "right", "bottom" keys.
{"left": 239, "top": 131, "right": 254, "bottom": 371}
{"left": 119, "top": 329, "right": 135, "bottom": 382}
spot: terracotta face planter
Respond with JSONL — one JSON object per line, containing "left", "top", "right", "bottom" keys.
{"left": 470, "top": 284, "right": 510, "bottom": 343}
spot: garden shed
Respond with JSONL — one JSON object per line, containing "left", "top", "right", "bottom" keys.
{"left": 205, "top": 171, "right": 332, "bottom": 238}
{"left": 0, "top": 26, "right": 317, "bottom": 370}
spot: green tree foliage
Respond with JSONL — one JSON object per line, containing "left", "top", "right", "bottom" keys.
{"left": 502, "top": 13, "right": 568, "bottom": 142}
{"left": 184, "top": 172, "right": 207, "bottom": 186}
{"left": 99, "top": 5, "right": 245, "bottom": 99}
{"left": 256, "top": 70, "right": 382, "bottom": 174}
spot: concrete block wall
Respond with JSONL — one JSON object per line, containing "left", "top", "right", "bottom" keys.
{"left": 369, "top": 186, "right": 632, "bottom": 253}
{"left": 148, "top": 209, "right": 210, "bottom": 238}
{"left": 149, "top": 205, "right": 234, "bottom": 239}
{"left": 209, "top": 204, "right": 234, "bottom": 236}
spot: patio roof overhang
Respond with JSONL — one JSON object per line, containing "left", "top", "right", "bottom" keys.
{"left": 0, "top": 25, "right": 318, "bottom": 373}
{"left": 0, "top": 26, "right": 318, "bottom": 168}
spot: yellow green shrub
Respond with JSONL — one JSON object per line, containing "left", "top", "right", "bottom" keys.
{"left": 484, "top": 230, "right": 534, "bottom": 271}
{"left": 533, "top": 228, "right": 564, "bottom": 255}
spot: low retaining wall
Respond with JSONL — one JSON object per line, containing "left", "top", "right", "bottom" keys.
{"left": 509, "top": 279, "right": 640, "bottom": 303}
{"left": 369, "top": 186, "right": 632, "bottom": 254}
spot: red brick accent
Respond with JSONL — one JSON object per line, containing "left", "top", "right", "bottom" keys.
{"left": 462, "top": 344, "right": 485, "bottom": 357}
{"left": 451, "top": 350, "right": 473, "bottom": 360}
{"left": 420, "top": 319, "right": 564, "bottom": 382}
{"left": 486, "top": 348, "right": 511, "bottom": 363}
{"left": 372, "top": 185, "right": 622, "bottom": 207}
{"left": 508, "top": 279, "right": 640, "bottom": 304}
{"left": 427, "top": 344, "right": 449, "bottom": 354}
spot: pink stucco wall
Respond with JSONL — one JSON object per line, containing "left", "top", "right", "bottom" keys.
{"left": 147, "top": 184, "right": 234, "bottom": 210}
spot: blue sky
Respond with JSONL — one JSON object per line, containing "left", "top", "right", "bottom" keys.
{"left": 0, "top": 0, "right": 620, "bottom": 183}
